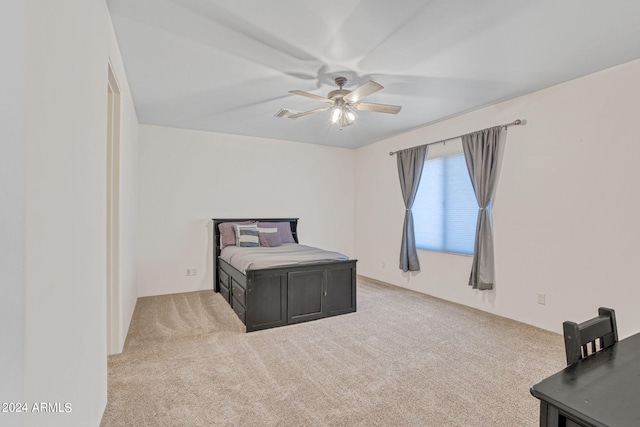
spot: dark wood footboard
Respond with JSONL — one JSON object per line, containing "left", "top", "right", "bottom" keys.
{"left": 219, "top": 258, "right": 356, "bottom": 332}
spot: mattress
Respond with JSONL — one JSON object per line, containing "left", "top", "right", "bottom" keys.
{"left": 220, "top": 243, "right": 349, "bottom": 274}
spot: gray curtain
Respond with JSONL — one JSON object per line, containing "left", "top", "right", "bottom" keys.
{"left": 396, "top": 145, "right": 428, "bottom": 272}
{"left": 461, "top": 126, "right": 504, "bottom": 290}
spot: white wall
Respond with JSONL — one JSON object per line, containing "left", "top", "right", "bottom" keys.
{"left": 0, "top": 2, "right": 26, "bottom": 426}
{"left": 137, "top": 125, "right": 355, "bottom": 297}
{"left": 22, "top": 1, "right": 139, "bottom": 425}
{"left": 355, "top": 58, "right": 640, "bottom": 339}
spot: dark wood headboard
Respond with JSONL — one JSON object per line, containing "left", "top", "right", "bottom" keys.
{"left": 212, "top": 218, "right": 299, "bottom": 291}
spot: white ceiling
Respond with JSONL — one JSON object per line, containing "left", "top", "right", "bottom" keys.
{"left": 107, "top": 0, "right": 640, "bottom": 149}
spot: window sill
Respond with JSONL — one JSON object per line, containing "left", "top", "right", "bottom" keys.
{"left": 417, "top": 248, "right": 473, "bottom": 258}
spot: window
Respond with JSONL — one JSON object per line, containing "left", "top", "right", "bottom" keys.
{"left": 413, "top": 153, "right": 477, "bottom": 255}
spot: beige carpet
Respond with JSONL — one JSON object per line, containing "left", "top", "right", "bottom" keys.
{"left": 101, "top": 278, "right": 565, "bottom": 427}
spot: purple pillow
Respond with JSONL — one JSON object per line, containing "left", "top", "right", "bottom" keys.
{"left": 258, "top": 228, "right": 282, "bottom": 247}
{"left": 257, "top": 222, "right": 296, "bottom": 244}
{"left": 218, "top": 221, "right": 255, "bottom": 249}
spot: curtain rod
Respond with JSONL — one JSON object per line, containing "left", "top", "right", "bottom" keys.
{"left": 388, "top": 119, "right": 525, "bottom": 156}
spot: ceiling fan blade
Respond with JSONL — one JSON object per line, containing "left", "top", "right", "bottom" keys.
{"left": 343, "top": 80, "right": 383, "bottom": 103}
{"left": 289, "top": 90, "right": 333, "bottom": 104}
{"left": 287, "top": 106, "right": 330, "bottom": 119}
{"left": 354, "top": 102, "right": 402, "bottom": 114}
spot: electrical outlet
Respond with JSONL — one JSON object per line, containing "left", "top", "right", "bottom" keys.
{"left": 191, "top": 268, "right": 197, "bottom": 276}
{"left": 381, "top": 261, "right": 386, "bottom": 269}
{"left": 186, "top": 269, "right": 191, "bottom": 276}
{"left": 537, "top": 293, "right": 546, "bottom": 305}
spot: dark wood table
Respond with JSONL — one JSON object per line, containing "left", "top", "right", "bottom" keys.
{"left": 530, "top": 332, "right": 640, "bottom": 427}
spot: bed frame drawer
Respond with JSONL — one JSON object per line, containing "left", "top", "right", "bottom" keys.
{"left": 219, "top": 284, "right": 230, "bottom": 303}
{"left": 218, "top": 269, "right": 230, "bottom": 303}
{"left": 232, "top": 280, "right": 246, "bottom": 307}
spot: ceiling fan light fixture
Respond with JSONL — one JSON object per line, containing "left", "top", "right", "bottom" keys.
{"left": 345, "top": 109, "right": 356, "bottom": 122}
{"left": 330, "top": 106, "right": 343, "bottom": 123}
{"left": 341, "top": 109, "right": 356, "bottom": 128}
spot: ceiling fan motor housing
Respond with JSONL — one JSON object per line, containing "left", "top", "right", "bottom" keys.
{"left": 328, "top": 89, "right": 350, "bottom": 100}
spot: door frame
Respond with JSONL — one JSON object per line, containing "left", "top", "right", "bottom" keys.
{"left": 106, "top": 63, "right": 121, "bottom": 355}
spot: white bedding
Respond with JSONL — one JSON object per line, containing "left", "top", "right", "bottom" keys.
{"left": 220, "top": 243, "right": 349, "bottom": 274}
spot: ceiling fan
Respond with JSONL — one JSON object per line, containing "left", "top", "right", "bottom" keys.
{"left": 277, "top": 77, "right": 402, "bottom": 128}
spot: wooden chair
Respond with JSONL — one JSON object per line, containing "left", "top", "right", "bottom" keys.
{"left": 563, "top": 307, "right": 618, "bottom": 365}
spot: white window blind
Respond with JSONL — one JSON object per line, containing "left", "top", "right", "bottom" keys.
{"left": 413, "top": 153, "right": 477, "bottom": 255}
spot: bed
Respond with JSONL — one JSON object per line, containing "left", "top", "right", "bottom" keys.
{"left": 213, "top": 218, "right": 357, "bottom": 332}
